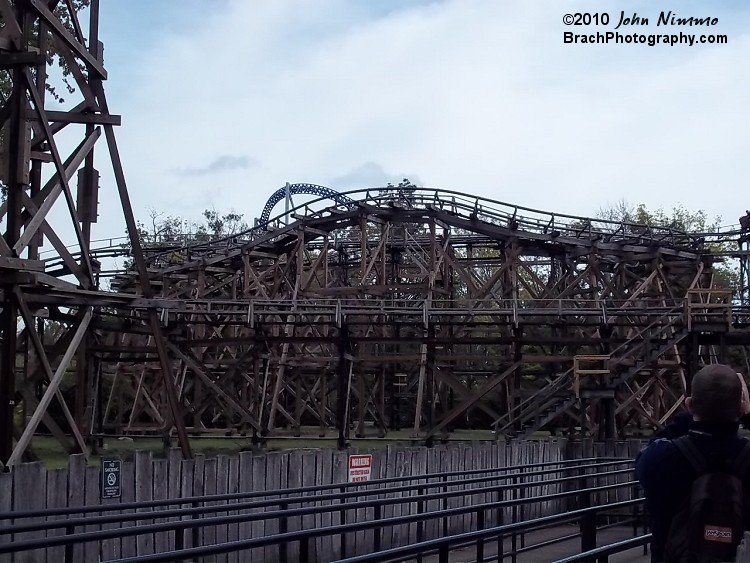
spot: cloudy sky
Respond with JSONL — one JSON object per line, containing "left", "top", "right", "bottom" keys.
{"left": 74, "top": 0, "right": 750, "bottom": 243}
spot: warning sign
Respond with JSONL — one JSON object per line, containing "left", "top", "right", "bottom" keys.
{"left": 348, "top": 454, "right": 372, "bottom": 482}
{"left": 101, "top": 459, "right": 122, "bottom": 499}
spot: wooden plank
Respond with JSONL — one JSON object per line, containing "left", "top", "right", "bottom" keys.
{"left": 554, "top": 439, "right": 566, "bottom": 514}
{"left": 300, "top": 451, "right": 318, "bottom": 560}
{"left": 447, "top": 446, "right": 462, "bottom": 534}
{"left": 331, "top": 450, "right": 348, "bottom": 559}
{"left": 226, "top": 455, "right": 241, "bottom": 563}
{"left": 179, "top": 458, "right": 195, "bottom": 549}
{"left": 285, "top": 450, "right": 303, "bottom": 562}
{"left": 13, "top": 462, "right": 47, "bottom": 563}
{"left": 459, "top": 445, "right": 471, "bottom": 532}
{"left": 491, "top": 442, "right": 503, "bottom": 527}
{"left": 362, "top": 449, "right": 378, "bottom": 552}
{"left": 44, "top": 467, "right": 69, "bottom": 563}
{"left": 313, "top": 450, "right": 331, "bottom": 561}
{"left": 475, "top": 443, "right": 487, "bottom": 531}
{"left": 410, "top": 448, "right": 428, "bottom": 545}
{"left": 263, "top": 452, "right": 282, "bottom": 563}
{"left": 100, "top": 461, "right": 122, "bottom": 561}
{"left": 391, "top": 448, "right": 408, "bottom": 548}
{"left": 68, "top": 453, "right": 87, "bottom": 562}
{"left": 437, "top": 446, "right": 450, "bottom": 541}
{"left": 203, "top": 457, "right": 218, "bottom": 551}
{"left": 152, "top": 459, "right": 169, "bottom": 555}
{"left": 135, "top": 451, "right": 155, "bottom": 556}
{"left": 0, "top": 470, "right": 13, "bottom": 563}
{"left": 192, "top": 455, "right": 206, "bottom": 550}
{"left": 236, "top": 452, "right": 253, "bottom": 562}
{"left": 83, "top": 465, "right": 100, "bottom": 562}
{"left": 0, "top": 256, "right": 44, "bottom": 271}
{"left": 214, "top": 455, "right": 230, "bottom": 563}
{"left": 425, "top": 447, "right": 440, "bottom": 540}
{"left": 249, "top": 454, "right": 266, "bottom": 563}
{"left": 120, "top": 461, "right": 137, "bottom": 558}
{"left": 167, "top": 449, "right": 183, "bottom": 552}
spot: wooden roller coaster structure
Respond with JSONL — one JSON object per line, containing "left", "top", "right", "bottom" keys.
{"left": 1, "top": 1, "right": 750, "bottom": 466}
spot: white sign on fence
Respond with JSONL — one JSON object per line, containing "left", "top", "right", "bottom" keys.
{"left": 348, "top": 454, "right": 372, "bottom": 482}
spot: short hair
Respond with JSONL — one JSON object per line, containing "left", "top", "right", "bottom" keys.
{"left": 690, "top": 364, "right": 741, "bottom": 423}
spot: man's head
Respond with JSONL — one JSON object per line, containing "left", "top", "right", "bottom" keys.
{"left": 686, "top": 364, "right": 742, "bottom": 423}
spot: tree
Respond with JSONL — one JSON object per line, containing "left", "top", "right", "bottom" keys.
{"left": 597, "top": 200, "right": 739, "bottom": 293}
{"left": 120, "top": 207, "right": 249, "bottom": 270}
{"left": 194, "top": 209, "right": 248, "bottom": 241}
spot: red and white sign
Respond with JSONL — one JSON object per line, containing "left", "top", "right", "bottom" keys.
{"left": 348, "top": 454, "right": 372, "bottom": 482}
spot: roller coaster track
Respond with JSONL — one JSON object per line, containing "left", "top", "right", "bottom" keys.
{"left": 109, "top": 186, "right": 745, "bottom": 271}
{"left": 258, "top": 183, "right": 355, "bottom": 225}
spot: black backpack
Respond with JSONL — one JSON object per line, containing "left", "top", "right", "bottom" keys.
{"left": 663, "top": 435, "right": 750, "bottom": 562}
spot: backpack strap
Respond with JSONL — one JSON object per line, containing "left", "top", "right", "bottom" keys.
{"left": 732, "top": 440, "right": 750, "bottom": 478}
{"left": 673, "top": 435, "right": 707, "bottom": 475}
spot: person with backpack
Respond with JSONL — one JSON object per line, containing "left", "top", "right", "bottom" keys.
{"left": 635, "top": 364, "right": 750, "bottom": 562}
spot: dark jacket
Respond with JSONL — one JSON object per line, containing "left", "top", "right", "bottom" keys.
{"left": 635, "top": 412, "right": 750, "bottom": 562}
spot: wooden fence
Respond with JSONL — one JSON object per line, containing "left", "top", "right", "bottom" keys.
{"left": 0, "top": 438, "right": 640, "bottom": 563}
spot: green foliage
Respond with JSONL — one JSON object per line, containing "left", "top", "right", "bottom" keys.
{"left": 195, "top": 209, "right": 248, "bottom": 241}
{"left": 597, "top": 198, "right": 721, "bottom": 233}
{"left": 597, "top": 200, "right": 739, "bottom": 293}
{"left": 120, "top": 207, "right": 249, "bottom": 269}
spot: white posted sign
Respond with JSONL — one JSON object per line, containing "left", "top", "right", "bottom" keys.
{"left": 348, "top": 454, "right": 372, "bottom": 482}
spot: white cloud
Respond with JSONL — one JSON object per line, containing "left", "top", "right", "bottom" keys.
{"left": 98, "top": 0, "right": 750, "bottom": 235}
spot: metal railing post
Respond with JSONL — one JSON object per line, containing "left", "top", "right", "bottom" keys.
{"left": 174, "top": 522, "right": 183, "bottom": 551}
{"left": 442, "top": 474, "right": 449, "bottom": 537}
{"left": 439, "top": 542, "right": 450, "bottom": 563}
{"left": 497, "top": 483, "right": 505, "bottom": 561}
{"left": 511, "top": 473, "right": 518, "bottom": 563}
{"left": 519, "top": 467, "right": 526, "bottom": 550}
{"left": 416, "top": 485, "right": 425, "bottom": 563}
{"left": 374, "top": 504, "right": 382, "bottom": 552}
{"left": 477, "top": 507, "right": 485, "bottom": 562}
{"left": 64, "top": 524, "right": 74, "bottom": 563}
{"left": 279, "top": 501, "right": 288, "bottom": 563}
{"left": 300, "top": 536, "right": 309, "bottom": 563}
{"left": 340, "top": 485, "right": 347, "bottom": 559}
{"left": 579, "top": 470, "right": 597, "bottom": 556}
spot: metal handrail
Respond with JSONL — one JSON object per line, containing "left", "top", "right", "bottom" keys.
{"left": 332, "top": 498, "right": 644, "bottom": 563}
{"left": 0, "top": 471, "right": 636, "bottom": 546}
{"left": 0, "top": 457, "right": 630, "bottom": 522}
{"left": 0, "top": 455, "right": 641, "bottom": 563}
{"left": 552, "top": 533, "right": 652, "bottom": 563}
